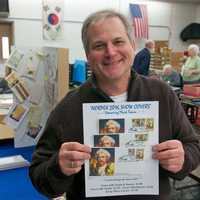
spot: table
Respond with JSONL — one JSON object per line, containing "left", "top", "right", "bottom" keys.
{"left": 0, "top": 140, "right": 48, "bottom": 200}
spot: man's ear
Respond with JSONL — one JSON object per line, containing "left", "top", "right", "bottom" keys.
{"left": 86, "top": 53, "right": 90, "bottom": 66}
{"left": 86, "top": 53, "right": 88, "bottom": 59}
{"left": 132, "top": 40, "right": 136, "bottom": 50}
{"left": 131, "top": 40, "right": 136, "bottom": 57}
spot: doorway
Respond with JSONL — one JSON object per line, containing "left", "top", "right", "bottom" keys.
{"left": 0, "top": 21, "right": 13, "bottom": 77}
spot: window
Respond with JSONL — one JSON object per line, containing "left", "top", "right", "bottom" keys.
{"left": 2, "top": 36, "right": 9, "bottom": 59}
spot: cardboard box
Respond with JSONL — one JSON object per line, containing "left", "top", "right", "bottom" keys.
{"left": 0, "top": 124, "right": 14, "bottom": 140}
{"left": 195, "top": 111, "right": 200, "bottom": 126}
{"left": 183, "top": 84, "right": 200, "bottom": 97}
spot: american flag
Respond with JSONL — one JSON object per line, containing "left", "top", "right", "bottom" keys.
{"left": 129, "top": 4, "right": 149, "bottom": 39}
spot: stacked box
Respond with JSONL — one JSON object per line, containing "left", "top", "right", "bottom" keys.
{"left": 183, "top": 84, "right": 200, "bottom": 97}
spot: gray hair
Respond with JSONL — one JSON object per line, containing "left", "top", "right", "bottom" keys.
{"left": 95, "top": 148, "right": 111, "bottom": 160}
{"left": 106, "top": 119, "right": 120, "bottom": 129}
{"left": 99, "top": 135, "right": 115, "bottom": 146}
{"left": 188, "top": 44, "right": 199, "bottom": 55}
{"left": 81, "top": 9, "right": 134, "bottom": 54}
{"left": 145, "top": 39, "right": 154, "bottom": 48}
{"left": 163, "top": 64, "right": 172, "bottom": 71}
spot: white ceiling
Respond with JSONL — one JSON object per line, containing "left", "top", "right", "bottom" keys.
{"left": 161, "top": 0, "right": 200, "bottom": 3}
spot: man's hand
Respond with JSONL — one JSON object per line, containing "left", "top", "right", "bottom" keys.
{"left": 58, "top": 142, "right": 91, "bottom": 176}
{"left": 152, "top": 140, "right": 185, "bottom": 173}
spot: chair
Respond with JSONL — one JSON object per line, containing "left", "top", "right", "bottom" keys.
{"left": 71, "top": 59, "right": 86, "bottom": 85}
{"left": 181, "top": 102, "right": 199, "bottom": 123}
{"left": 171, "top": 73, "right": 183, "bottom": 89}
{"left": 179, "top": 73, "right": 184, "bottom": 89}
{"left": 0, "top": 78, "right": 11, "bottom": 94}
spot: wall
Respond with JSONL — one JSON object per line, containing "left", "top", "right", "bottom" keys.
{"left": 195, "top": 4, "right": 200, "bottom": 22}
{"left": 170, "top": 2, "right": 197, "bottom": 51}
{"left": 6, "top": 0, "right": 199, "bottom": 62}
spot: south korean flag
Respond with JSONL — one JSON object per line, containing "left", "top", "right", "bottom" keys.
{"left": 42, "top": 0, "right": 64, "bottom": 40}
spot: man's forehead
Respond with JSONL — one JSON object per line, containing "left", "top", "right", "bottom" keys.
{"left": 88, "top": 17, "right": 126, "bottom": 37}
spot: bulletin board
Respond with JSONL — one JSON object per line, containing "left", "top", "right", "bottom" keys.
{"left": 3, "top": 47, "right": 69, "bottom": 147}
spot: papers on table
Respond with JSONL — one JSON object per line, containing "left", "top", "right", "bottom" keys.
{"left": 0, "top": 93, "right": 13, "bottom": 115}
{"left": 0, "top": 155, "right": 30, "bottom": 171}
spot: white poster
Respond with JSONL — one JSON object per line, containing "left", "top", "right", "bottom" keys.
{"left": 83, "top": 101, "right": 159, "bottom": 197}
{"left": 4, "top": 47, "right": 59, "bottom": 147}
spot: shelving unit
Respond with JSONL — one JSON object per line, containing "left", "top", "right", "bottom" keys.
{"left": 171, "top": 52, "right": 185, "bottom": 72}
{"left": 150, "top": 40, "right": 172, "bottom": 70}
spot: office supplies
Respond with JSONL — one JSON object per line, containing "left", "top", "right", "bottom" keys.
{"left": 0, "top": 154, "right": 30, "bottom": 170}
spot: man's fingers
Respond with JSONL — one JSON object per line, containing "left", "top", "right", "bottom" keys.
{"left": 58, "top": 142, "right": 91, "bottom": 176}
{"left": 66, "top": 160, "right": 85, "bottom": 169}
{"left": 152, "top": 139, "right": 185, "bottom": 173}
{"left": 60, "top": 142, "right": 91, "bottom": 161}
{"left": 159, "top": 158, "right": 183, "bottom": 166}
{"left": 61, "top": 142, "right": 91, "bottom": 153}
{"left": 152, "top": 149, "right": 183, "bottom": 160}
{"left": 152, "top": 140, "right": 182, "bottom": 152}
{"left": 61, "top": 150, "right": 90, "bottom": 161}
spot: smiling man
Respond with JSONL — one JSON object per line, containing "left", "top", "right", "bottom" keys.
{"left": 29, "top": 9, "right": 200, "bottom": 200}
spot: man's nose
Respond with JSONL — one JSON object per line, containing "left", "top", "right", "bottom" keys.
{"left": 105, "top": 43, "right": 117, "bottom": 56}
